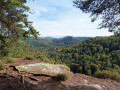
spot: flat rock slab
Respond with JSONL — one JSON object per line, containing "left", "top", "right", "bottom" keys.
{"left": 71, "top": 84, "right": 102, "bottom": 90}
{"left": 16, "top": 63, "right": 68, "bottom": 76}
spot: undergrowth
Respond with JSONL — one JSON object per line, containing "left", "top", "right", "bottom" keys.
{"left": 53, "top": 74, "right": 68, "bottom": 81}
{"left": 95, "top": 70, "right": 120, "bottom": 82}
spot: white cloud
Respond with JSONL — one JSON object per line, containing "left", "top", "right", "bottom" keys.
{"left": 26, "top": 0, "right": 113, "bottom": 37}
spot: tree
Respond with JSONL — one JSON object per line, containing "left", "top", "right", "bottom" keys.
{"left": 91, "top": 64, "right": 98, "bottom": 75}
{"left": 0, "top": 0, "right": 39, "bottom": 57}
{"left": 73, "top": 0, "right": 120, "bottom": 35}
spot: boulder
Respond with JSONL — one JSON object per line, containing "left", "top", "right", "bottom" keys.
{"left": 16, "top": 63, "right": 69, "bottom": 76}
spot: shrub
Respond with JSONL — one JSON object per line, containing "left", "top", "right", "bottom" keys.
{"left": 95, "top": 70, "right": 120, "bottom": 82}
{"left": 6, "top": 58, "right": 14, "bottom": 63}
{"left": 2, "top": 57, "right": 14, "bottom": 64}
{"left": 53, "top": 74, "right": 68, "bottom": 81}
{"left": 0, "top": 65, "right": 5, "bottom": 70}
{"left": 25, "top": 56, "right": 34, "bottom": 60}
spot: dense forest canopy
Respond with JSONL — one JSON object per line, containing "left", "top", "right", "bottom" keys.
{"left": 73, "top": 0, "right": 120, "bottom": 35}
{"left": 47, "top": 36, "right": 120, "bottom": 76}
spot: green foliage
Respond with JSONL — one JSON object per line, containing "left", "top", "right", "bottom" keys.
{"left": 23, "top": 36, "right": 89, "bottom": 51}
{"left": 73, "top": 0, "right": 120, "bottom": 35}
{"left": 95, "top": 70, "right": 120, "bottom": 82}
{"left": 90, "top": 64, "right": 98, "bottom": 75}
{"left": 53, "top": 74, "right": 68, "bottom": 81}
{"left": 23, "top": 37, "right": 55, "bottom": 51}
{"left": 5, "top": 57, "right": 14, "bottom": 63}
{"left": 25, "top": 55, "right": 34, "bottom": 60}
{"left": 53, "top": 36, "right": 89, "bottom": 46}
{"left": 0, "top": 57, "right": 15, "bottom": 64}
{"left": 12, "top": 40, "right": 30, "bottom": 58}
{"left": 0, "top": 64, "right": 5, "bottom": 70}
{"left": 0, "top": 0, "right": 39, "bottom": 38}
{"left": 70, "top": 63, "right": 80, "bottom": 73}
{"left": 0, "top": 0, "right": 39, "bottom": 57}
{"left": 47, "top": 36, "right": 120, "bottom": 78}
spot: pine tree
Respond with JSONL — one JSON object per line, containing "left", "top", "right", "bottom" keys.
{"left": 0, "top": 0, "right": 39, "bottom": 57}
{"left": 73, "top": 0, "right": 120, "bottom": 35}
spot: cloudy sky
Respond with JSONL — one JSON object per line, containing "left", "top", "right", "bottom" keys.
{"left": 26, "top": 0, "right": 113, "bottom": 37}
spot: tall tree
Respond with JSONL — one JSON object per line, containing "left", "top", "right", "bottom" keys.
{"left": 0, "top": 0, "right": 39, "bottom": 57}
{"left": 73, "top": 0, "right": 120, "bottom": 35}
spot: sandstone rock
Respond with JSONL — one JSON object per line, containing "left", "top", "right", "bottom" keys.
{"left": 16, "top": 63, "right": 68, "bottom": 76}
{"left": 83, "top": 79, "right": 88, "bottom": 85}
{"left": 71, "top": 84, "right": 102, "bottom": 90}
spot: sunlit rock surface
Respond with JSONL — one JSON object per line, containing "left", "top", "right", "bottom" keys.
{"left": 16, "top": 63, "right": 68, "bottom": 76}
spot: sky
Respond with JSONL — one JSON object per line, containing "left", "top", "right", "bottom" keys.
{"left": 26, "top": 0, "right": 113, "bottom": 37}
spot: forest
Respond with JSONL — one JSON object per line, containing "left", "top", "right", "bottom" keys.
{"left": 47, "top": 36, "right": 120, "bottom": 76}
{"left": 23, "top": 36, "right": 89, "bottom": 50}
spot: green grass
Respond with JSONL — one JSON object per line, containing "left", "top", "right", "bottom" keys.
{"left": 6, "top": 58, "right": 14, "bottom": 63}
{"left": 1, "top": 57, "right": 15, "bottom": 64}
{"left": 0, "top": 64, "right": 5, "bottom": 70}
{"left": 95, "top": 70, "right": 120, "bottom": 82}
{"left": 53, "top": 74, "right": 68, "bottom": 81}
{"left": 24, "top": 55, "right": 34, "bottom": 60}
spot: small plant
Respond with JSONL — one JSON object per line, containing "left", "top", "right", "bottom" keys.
{"left": 0, "top": 64, "right": 5, "bottom": 70}
{"left": 28, "top": 61, "right": 34, "bottom": 64}
{"left": 20, "top": 71, "right": 28, "bottom": 75}
{"left": 6, "top": 58, "right": 14, "bottom": 63}
{"left": 2, "top": 57, "right": 14, "bottom": 64}
{"left": 25, "top": 56, "right": 34, "bottom": 60}
{"left": 95, "top": 70, "right": 120, "bottom": 82}
{"left": 53, "top": 74, "right": 68, "bottom": 81}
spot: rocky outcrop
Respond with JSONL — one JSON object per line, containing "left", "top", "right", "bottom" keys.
{"left": 0, "top": 58, "right": 120, "bottom": 90}
{"left": 16, "top": 63, "right": 69, "bottom": 76}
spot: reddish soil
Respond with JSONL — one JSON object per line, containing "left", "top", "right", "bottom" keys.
{"left": 0, "top": 58, "right": 120, "bottom": 90}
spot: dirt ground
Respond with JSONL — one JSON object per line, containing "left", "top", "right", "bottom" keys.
{"left": 0, "top": 58, "right": 120, "bottom": 90}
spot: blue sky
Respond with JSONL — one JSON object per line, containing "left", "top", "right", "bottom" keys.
{"left": 26, "top": 0, "right": 113, "bottom": 37}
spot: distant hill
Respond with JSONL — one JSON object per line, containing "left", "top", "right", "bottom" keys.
{"left": 43, "top": 36, "right": 57, "bottom": 41}
{"left": 23, "top": 37, "right": 54, "bottom": 50}
{"left": 23, "top": 36, "right": 89, "bottom": 50}
{"left": 52, "top": 36, "right": 89, "bottom": 45}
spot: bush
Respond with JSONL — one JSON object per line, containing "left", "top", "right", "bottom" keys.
{"left": 24, "top": 56, "right": 34, "bottom": 60}
{"left": 53, "top": 74, "right": 68, "bottom": 81}
{"left": 94, "top": 70, "right": 120, "bottom": 82}
{"left": 0, "top": 65, "right": 5, "bottom": 70}
{"left": 2, "top": 57, "right": 14, "bottom": 64}
{"left": 6, "top": 58, "right": 14, "bottom": 63}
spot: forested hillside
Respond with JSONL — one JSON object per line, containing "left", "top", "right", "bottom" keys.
{"left": 23, "top": 36, "right": 89, "bottom": 50}
{"left": 52, "top": 36, "right": 89, "bottom": 45}
{"left": 47, "top": 36, "right": 120, "bottom": 79}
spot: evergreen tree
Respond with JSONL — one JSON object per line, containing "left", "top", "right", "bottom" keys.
{"left": 73, "top": 0, "right": 120, "bottom": 35}
{"left": 0, "top": 0, "right": 39, "bottom": 57}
